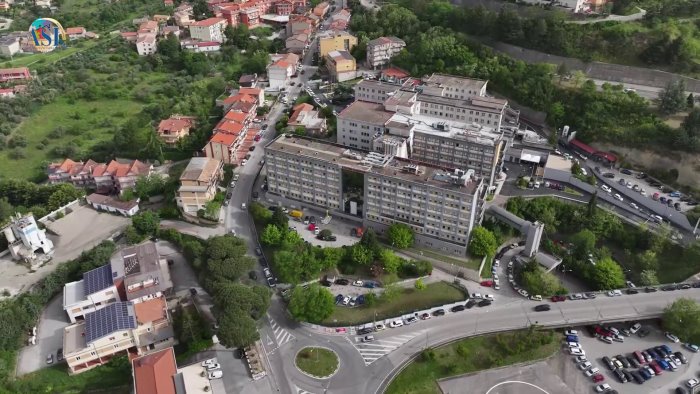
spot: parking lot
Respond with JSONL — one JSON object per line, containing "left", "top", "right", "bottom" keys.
{"left": 570, "top": 321, "right": 700, "bottom": 394}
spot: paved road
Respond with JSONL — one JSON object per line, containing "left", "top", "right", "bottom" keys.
{"left": 568, "top": 7, "right": 646, "bottom": 24}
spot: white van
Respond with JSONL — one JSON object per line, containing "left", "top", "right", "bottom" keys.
{"left": 652, "top": 215, "right": 663, "bottom": 224}
{"left": 601, "top": 185, "right": 612, "bottom": 193}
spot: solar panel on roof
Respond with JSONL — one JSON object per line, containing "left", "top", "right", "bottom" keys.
{"left": 83, "top": 264, "right": 114, "bottom": 297}
{"left": 85, "top": 302, "right": 136, "bottom": 344}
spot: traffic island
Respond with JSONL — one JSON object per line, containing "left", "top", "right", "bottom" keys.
{"left": 294, "top": 347, "right": 339, "bottom": 379}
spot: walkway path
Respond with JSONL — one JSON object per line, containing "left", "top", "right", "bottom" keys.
{"left": 568, "top": 7, "right": 646, "bottom": 24}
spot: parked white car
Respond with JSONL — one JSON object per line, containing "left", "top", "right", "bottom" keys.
{"left": 389, "top": 320, "right": 404, "bottom": 328}
{"left": 201, "top": 358, "right": 217, "bottom": 367}
{"left": 209, "top": 370, "right": 223, "bottom": 380}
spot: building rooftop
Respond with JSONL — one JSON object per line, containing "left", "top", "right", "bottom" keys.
{"left": 132, "top": 347, "right": 177, "bottom": 394}
{"left": 417, "top": 92, "right": 506, "bottom": 113}
{"left": 424, "top": 73, "right": 487, "bottom": 93}
{"left": 544, "top": 154, "right": 572, "bottom": 172}
{"left": 134, "top": 297, "right": 168, "bottom": 324}
{"left": 327, "top": 50, "right": 354, "bottom": 62}
{"left": 84, "top": 302, "right": 137, "bottom": 344}
{"left": 175, "top": 362, "right": 211, "bottom": 394}
{"left": 86, "top": 193, "right": 140, "bottom": 212}
{"left": 190, "top": 17, "right": 225, "bottom": 26}
{"left": 83, "top": 263, "right": 115, "bottom": 297}
{"left": 388, "top": 111, "right": 503, "bottom": 146}
{"left": 367, "top": 36, "right": 405, "bottom": 47}
{"left": 63, "top": 279, "right": 86, "bottom": 308}
{"left": 338, "top": 101, "right": 394, "bottom": 124}
{"left": 180, "top": 157, "right": 222, "bottom": 182}
{"left": 367, "top": 157, "right": 480, "bottom": 194}
{"left": 267, "top": 135, "right": 373, "bottom": 172}
{"left": 63, "top": 322, "right": 87, "bottom": 355}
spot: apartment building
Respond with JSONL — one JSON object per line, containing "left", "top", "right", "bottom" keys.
{"left": 157, "top": 115, "right": 196, "bottom": 145}
{"left": 176, "top": 157, "right": 223, "bottom": 213}
{"left": 267, "top": 53, "right": 299, "bottom": 89}
{"left": 63, "top": 264, "right": 119, "bottom": 323}
{"left": 366, "top": 36, "right": 405, "bottom": 69}
{"left": 47, "top": 158, "right": 152, "bottom": 194}
{"left": 189, "top": 17, "right": 227, "bottom": 43}
{"left": 318, "top": 30, "right": 357, "bottom": 57}
{"left": 326, "top": 50, "right": 356, "bottom": 82}
{"left": 264, "top": 135, "right": 484, "bottom": 255}
{"left": 338, "top": 74, "right": 512, "bottom": 184}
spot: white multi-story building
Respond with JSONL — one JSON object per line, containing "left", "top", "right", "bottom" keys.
{"left": 338, "top": 74, "right": 514, "bottom": 185}
{"left": 264, "top": 135, "right": 485, "bottom": 256}
{"left": 136, "top": 33, "right": 157, "bottom": 56}
{"left": 366, "top": 36, "right": 405, "bottom": 69}
{"left": 188, "top": 17, "right": 227, "bottom": 43}
{"left": 2, "top": 214, "right": 53, "bottom": 263}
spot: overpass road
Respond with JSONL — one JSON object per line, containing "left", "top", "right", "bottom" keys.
{"left": 266, "top": 288, "right": 700, "bottom": 394}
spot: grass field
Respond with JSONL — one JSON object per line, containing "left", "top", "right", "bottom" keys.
{"left": 9, "top": 359, "right": 131, "bottom": 393}
{"left": 295, "top": 347, "right": 339, "bottom": 378}
{"left": 414, "top": 248, "right": 482, "bottom": 271}
{"left": 3, "top": 41, "right": 99, "bottom": 68}
{"left": 386, "top": 329, "right": 559, "bottom": 394}
{"left": 0, "top": 97, "right": 143, "bottom": 180}
{"left": 321, "top": 282, "right": 466, "bottom": 326}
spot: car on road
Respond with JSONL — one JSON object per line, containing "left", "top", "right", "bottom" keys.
{"left": 478, "top": 299, "right": 492, "bottom": 307}
{"left": 334, "top": 294, "right": 343, "bottom": 304}
{"left": 595, "top": 384, "right": 611, "bottom": 392}
{"left": 361, "top": 335, "right": 375, "bottom": 342}
{"left": 206, "top": 363, "right": 221, "bottom": 371}
{"left": 57, "top": 348, "right": 63, "bottom": 362}
{"left": 480, "top": 280, "right": 493, "bottom": 287}
{"left": 598, "top": 336, "right": 613, "bottom": 344}
{"left": 389, "top": 320, "right": 404, "bottom": 328}
{"left": 565, "top": 329, "right": 578, "bottom": 336}
{"left": 241, "top": 202, "right": 247, "bottom": 209}
{"left": 684, "top": 343, "right": 699, "bottom": 352}
{"left": 375, "top": 323, "right": 386, "bottom": 331}
{"left": 451, "top": 305, "right": 465, "bottom": 312}
{"left": 420, "top": 313, "right": 431, "bottom": 320}
{"left": 592, "top": 374, "right": 605, "bottom": 383}
{"left": 432, "top": 309, "right": 446, "bottom": 316}
{"left": 614, "top": 193, "right": 623, "bottom": 201}
{"left": 202, "top": 358, "right": 217, "bottom": 367}
{"left": 353, "top": 280, "right": 364, "bottom": 287}
{"left": 607, "top": 289, "right": 622, "bottom": 297}
{"left": 209, "top": 371, "right": 223, "bottom": 380}
{"left": 666, "top": 332, "right": 680, "bottom": 343}
{"left": 255, "top": 247, "right": 262, "bottom": 256}
{"left": 465, "top": 299, "right": 477, "bottom": 309}
{"left": 189, "top": 288, "right": 198, "bottom": 296}
{"left": 687, "top": 379, "right": 699, "bottom": 389}
{"left": 533, "top": 304, "right": 550, "bottom": 312}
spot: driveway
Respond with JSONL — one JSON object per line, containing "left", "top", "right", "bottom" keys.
{"left": 16, "top": 295, "right": 70, "bottom": 375}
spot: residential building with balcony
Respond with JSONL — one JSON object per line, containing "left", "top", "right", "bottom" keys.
{"left": 132, "top": 347, "right": 177, "bottom": 394}
{"left": 188, "top": 17, "right": 227, "bottom": 43}
{"left": 204, "top": 132, "right": 238, "bottom": 164}
{"left": 157, "top": 115, "right": 196, "bottom": 145}
{"left": 63, "top": 264, "right": 119, "bottom": 323}
{"left": 47, "top": 159, "right": 152, "bottom": 194}
{"left": 325, "top": 50, "right": 356, "bottom": 82}
{"left": 176, "top": 157, "right": 223, "bottom": 213}
{"left": 267, "top": 53, "right": 299, "bottom": 89}
{"left": 366, "top": 36, "right": 405, "bottom": 69}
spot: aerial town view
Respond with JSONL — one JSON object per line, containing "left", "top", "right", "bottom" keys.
{"left": 2, "top": 0, "right": 700, "bottom": 392}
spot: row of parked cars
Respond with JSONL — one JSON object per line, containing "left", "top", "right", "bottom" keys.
{"left": 356, "top": 311, "right": 438, "bottom": 335}
{"left": 562, "top": 330, "right": 617, "bottom": 393}
{"left": 599, "top": 340, "right": 690, "bottom": 387}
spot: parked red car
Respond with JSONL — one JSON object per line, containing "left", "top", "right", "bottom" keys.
{"left": 592, "top": 374, "right": 604, "bottom": 383}
{"left": 480, "top": 280, "right": 493, "bottom": 287}
{"left": 254, "top": 134, "right": 262, "bottom": 142}
{"left": 308, "top": 223, "right": 316, "bottom": 231}
{"left": 551, "top": 295, "right": 566, "bottom": 302}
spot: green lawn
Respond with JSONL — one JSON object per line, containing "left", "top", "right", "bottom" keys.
{"left": 321, "top": 282, "right": 466, "bottom": 326}
{"left": 8, "top": 358, "right": 131, "bottom": 393}
{"left": 295, "top": 347, "right": 338, "bottom": 378}
{"left": 3, "top": 41, "right": 98, "bottom": 68}
{"left": 0, "top": 97, "right": 143, "bottom": 180}
{"left": 413, "top": 248, "right": 482, "bottom": 271}
{"left": 386, "top": 329, "right": 559, "bottom": 394}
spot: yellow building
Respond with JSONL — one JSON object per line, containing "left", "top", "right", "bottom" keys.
{"left": 318, "top": 31, "right": 357, "bottom": 57}
{"left": 325, "top": 50, "right": 356, "bottom": 82}
{"left": 176, "top": 157, "right": 223, "bottom": 214}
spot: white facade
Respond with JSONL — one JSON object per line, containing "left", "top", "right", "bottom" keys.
{"left": 0, "top": 39, "right": 20, "bottom": 57}
{"left": 189, "top": 18, "right": 227, "bottom": 43}
{"left": 2, "top": 214, "right": 54, "bottom": 262}
{"left": 136, "top": 33, "right": 157, "bottom": 56}
{"left": 63, "top": 280, "right": 119, "bottom": 323}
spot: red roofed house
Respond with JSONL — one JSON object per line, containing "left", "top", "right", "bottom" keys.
{"left": 285, "top": 14, "right": 314, "bottom": 36}
{"left": 238, "top": 87, "right": 264, "bottom": 105}
{"left": 132, "top": 348, "right": 177, "bottom": 394}
{"left": 189, "top": 17, "right": 227, "bottom": 43}
{"left": 223, "top": 109, "right": 251, "bottom": 124}
{"left": 164, "top": 0, "right": 174, "bottom": 5}
{"left": 214, "top": 119, "right": 245, "bottom": 136}
{"left": 0, "top": 67, "right": 31, "bottom": 83}
{"left": 48, "top": 158, "right": 152, "bottom": 194}
{"left": 215, "top": 0, "right": 306, "bottom": 28}
{"left": 66, "top": 27, "right": 86, "bottom": 39}
{"left": 121, "top": 32, "right": 138, "bottom": 42}
{"left": 157, "top": 115, "right": 196, "bottom": 145}
{"left": 313, "top": 1, "right": 329, "bottom": 17}
{"left": 204, "top": 132, "right": 239, "bottom": 164}
{"left": 0, "top": 88, "right": 15, "bottom": 98}
{"left": 288, "top": 103, "right": 327, "bottom": 134}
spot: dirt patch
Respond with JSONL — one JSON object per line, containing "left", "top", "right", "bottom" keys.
{"left": 591, "top": 143, "right": 700, "bottom": 189}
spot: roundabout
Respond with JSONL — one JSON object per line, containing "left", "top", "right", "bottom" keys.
{"left": 294, "top": 347, "right": 340, "bottom": 379}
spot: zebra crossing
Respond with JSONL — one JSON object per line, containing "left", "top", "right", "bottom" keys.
{"left": 350, "top": 331, "right": 424, "bottom": 365}
{"left": 267, "top": 314, "right": 295, "bottom": 351}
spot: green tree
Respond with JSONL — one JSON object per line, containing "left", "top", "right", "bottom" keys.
{"left": 521, "top": 264, "right": 567, "bottom": 296}
{"left": 288, "top": 284, "right": 334, "bottom": 322}
{"left": 587, "top": 192, "right": 598, "bottom": 217}
{"left": 658, "top": 80, "right": 687, "bottom": 116}
{"left": 350, "top": 244, "right": 373, "bottom": 266}
{"left": 269, "top": 208, "right": 289, "bottom": 230}
{"left": 637, "top": 250, "right": 658, "bottom": 271}
{"left": 590, "top": 257, "right": 626, "bottom": 290}
{"left": 663, "top": 298, "right": 700, "bottom": 343}
{"left": 261, "top": 224, "right": 283, "bottom": 246}
{"left": 639, "top": 269, "right": 659, "bottom": 286}
{"left": 387, "top": 223, "right": 414, "bottom": 249}
{"left": 124, "top": 225, "right": 144, "bottom": 245}
{"left": 217, "top": 310, "right": 259, "bottom": 348}
{"left": 414, "top": 278, "right": 426, "bottom": 290}
{"left": 468, "top": 226, "right": 498, "bottom": 257}
{"left": 379, "top": 249, "right": 401, "bottom": 274}
{"left": 157, "top": 34, "right": 181, "bottom": 63}
{"left": 571, "top": 161, "right": 582, "bottom": 175}
{"left": 132, "top": 211, "right": 160, "bottom": 236}
{"left": 570, "top": 229, "right": 596, "bottom": 260}
{"left": 249, "top": 202, "right": 272, "bottom": 224}
{"left": 688, "top": 93, "right": 695, "bottom": 109}
{"left": 360, "top": 228, "right": 382, "bottom": 258}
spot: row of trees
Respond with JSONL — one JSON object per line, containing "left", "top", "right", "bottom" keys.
{"left": 159, "top": 229, "right": 271, "bottom": 348}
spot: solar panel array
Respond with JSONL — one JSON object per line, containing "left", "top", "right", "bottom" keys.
{"left": 83, "top": 264, "right": 114, "bottom": 297}
{"left": 85, "top": 302, "right": 136, "bottom": 344}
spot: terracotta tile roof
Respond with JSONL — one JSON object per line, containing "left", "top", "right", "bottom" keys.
{"left": 191, "top": 17, "right": 226, "bottom": 27}
{"left": 134, "top": 297, "right": 167, "bottom": 324}
{"left": 227, "top": 101, "right": 254, "bottom": 114}
{"left": 223, "top": 110, "right": 249, "bottom": 123}
{"left": 238, "top": 87, "right": 262, "bottom": 96}
{"left": 215, "top": 120, "right": 244, "bottom": 134}
{"left": 289, "top": 103, "right": 313, "bottom": 123}
{"left": 49, "top": 158, "right": 78, "bottom": 174}
{"left": 66, "top": 27, "right": 86, "bottom": 35}
{"left": 209, "top": 132, "right": 237, "bottom": 146}
{"left": 223, "top": 94, "right": 256, "bottom": 105}
{"left": 132, "top": 347, "right": 177, "bottom": 394}
{"left": 158, "top": 116, "right": 195, "bottom": 133}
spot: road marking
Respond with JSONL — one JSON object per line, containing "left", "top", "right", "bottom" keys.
{"left": 295, "top": 386, "right": 316, "bottom": 394}
{"left": 349, "top": 331, "right": 424, "bottom": 365}
{"left": 267, "top": 314, "right": 295, "bottom": 352}
{"left": 485, "top": 380, "right": 550, "bottom": 394}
